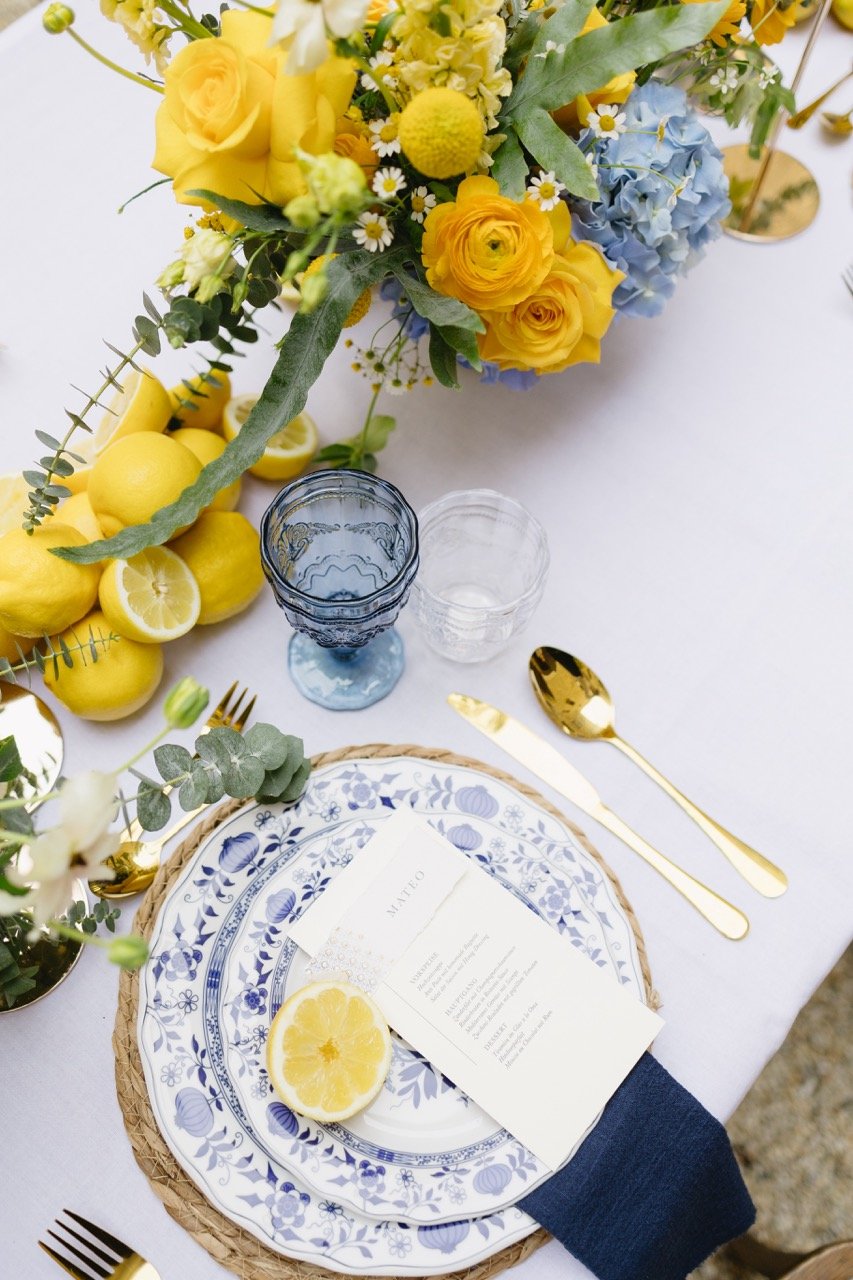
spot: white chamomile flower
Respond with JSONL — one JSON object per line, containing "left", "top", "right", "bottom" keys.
{"left": 353, "top": 211, "right": 394, "bottom": 252}
{"left": 709, "top": 66, "right": 739, "bottom": 95}
{"left": 586, "top": 104, "right": 628, "bottom": 139}
{"left": 527, "top": 170, "right": 566, "bottom": 211}
{"left": 534, "top": 39, "right": 565, "bottom": 59}
{"left": 271, "top": 0, "right": 369, "bottom": 74}
{"left": 368, "top": 116, "right": 401, "bottom": 157}
{"left": 372, "top": 166, "right": 407, "bottom": 199}
{"left": 410, "top": 185, "right": 437, "bottom": 223}
{"left": 361, "top": 50, "right": 397, "bottom": 92}
{"left": 585, "top": 152, "right": 599, "bottom": 180}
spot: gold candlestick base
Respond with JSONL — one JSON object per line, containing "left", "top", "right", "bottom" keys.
{"left": 722, "top": 144, "right": 820, "bottom": 242}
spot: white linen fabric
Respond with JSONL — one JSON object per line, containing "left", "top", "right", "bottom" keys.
{"left": 0, "top": 8, "right": 851, "bottom": 1277}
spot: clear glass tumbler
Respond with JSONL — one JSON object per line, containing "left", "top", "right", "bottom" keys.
{"left": 260, "top": 469, "right": 419, "bottom": 710}
{"left": 412, "top": 489, "right": 549, "bottom": 663}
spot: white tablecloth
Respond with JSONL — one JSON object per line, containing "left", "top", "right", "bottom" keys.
{"left": 1, "top": 7, "right": 851, "bottom": 1277}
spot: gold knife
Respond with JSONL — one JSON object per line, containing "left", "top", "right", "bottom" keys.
{"left": 448, "top": 693, "right": 750, "bottom": 941}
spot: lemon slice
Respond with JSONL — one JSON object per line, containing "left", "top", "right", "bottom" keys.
{"left": 94, "top": 367, "right": 173, "bottom": 454}
{"left": 0, "top": 473, "right": 31, "bottom": 538}
{"left": 222, "top": 395, "right": 318, "bottom": 481}
{"left": 98, "top": 546, "right": 201, "bottom": 643}
{"left": 267, "top": 980, "right": 392, "bottom": 1123}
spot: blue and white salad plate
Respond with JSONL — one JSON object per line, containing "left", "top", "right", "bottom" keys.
{"left": 139, "top": 754, "right": 646, "bottom": 1274}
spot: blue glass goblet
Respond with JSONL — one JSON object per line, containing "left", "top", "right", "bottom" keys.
{"left": 260, "top": 469, "right": 419, "bottom": 710}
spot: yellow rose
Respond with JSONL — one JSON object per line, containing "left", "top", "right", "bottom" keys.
{"left": 552, "top": 9, "right": 636, "bottom": 134}
{"left": 153, "top": 10, "right": 356, "bottom": 209}
{"left": 421, "top": 176, "right": 554, "bottom": 312}
{"left": 478, "top": 237, "right": 623, "bottom": 374}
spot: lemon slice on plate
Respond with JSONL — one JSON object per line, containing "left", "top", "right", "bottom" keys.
{"left": 93, "top": 367, "right": 173, "bottom": 454}
{"left": 98, "top": 546, "right": 201, "bottom": 643}
{"left": 0, "top": 473, "right": 31, "bottom": 538}
{"left": 222, "top": 395, "right": 317, "bottom": 481}
{"left": 267, "top": 980, "right": 392, "bottom": 1123}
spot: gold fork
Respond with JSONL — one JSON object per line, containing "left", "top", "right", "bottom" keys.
{"left": 843, "top": 264, "right": 853, "bottom": 300}
{"left": 90, "top": 681, "right": 256, "bottom": 900}
{"left": 39, "top": 1210, "right": 160, "bottom": 1280}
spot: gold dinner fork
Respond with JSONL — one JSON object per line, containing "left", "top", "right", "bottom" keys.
{"left": 90, "top": 680, "right": 257, "bottom": 899}
{"left": 39, "top": 1210, "right": 160, "bottom": 1280}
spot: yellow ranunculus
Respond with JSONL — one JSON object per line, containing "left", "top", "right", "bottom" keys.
{"left": 153, "top": 10, "right": 356, "bottom": 210}
{"left": 552, "top": 8, "right": 636, "bottom": 135}
{"left": 478, "top": 239, "right": 623, "bottom": 374}
{"left": 421, "top": 176, "right": 554, "bottom": 312}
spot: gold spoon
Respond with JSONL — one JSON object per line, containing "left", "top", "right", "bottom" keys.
{"left": 529, "top": 648, "right": 788, "bottom": 898}
{"left": 787, "top": 62, "right": 853, "bottom": 129}
{"left": 821, "top": 106, "right": 853, "bottom": 136}
{"left": 0, "top": 681, "right": 64, "bottom": 802}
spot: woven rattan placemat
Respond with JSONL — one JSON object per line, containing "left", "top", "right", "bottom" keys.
{"left": 114, "top": 744, "right": 656, "bottom": 1280}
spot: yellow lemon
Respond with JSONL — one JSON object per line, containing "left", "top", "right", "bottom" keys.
{"left": 99, "top": 547, "right": 201, "bottom": 643}
{"left": 169, "top": 370, "right": 232, "bottom": 432}
{"left": 43, "top": 609, "right": 163, "bottom": 721}
{"left": 832, "top": 0, "right": 853, "bottom": 26}
{"left": 88, "top": 434, "right": 202, "bottom": 538}
{"left": 0, "top": 524, "right": 101, "bottom": 637}
{"left": 170, "top": 427, "right": 242, "bottom": 512}
{"left": 0, "top": 623, "right": 35, "bottom": 667}
{"left": 398, "top": 88, "right": 484, "bottom": 179}
{"left": 0, "top": 474, "right": 31, "bottom": 539}
{"left": 58, "top": 493, "right": 104, "bottom": 543}
{"left": 222, "top": 396, "right": 318, "bottom": 482}
{"left": 94, "top": 367, "right": 173, "bottom": 454}
{"left": 302, "top": 255, "right": 372, "bottom": 327}
{"left": 267, "top": 981, "right": 392, "bottom": 1123}
{"left": 170, "top": 511, "right": 264, "bottom": 624}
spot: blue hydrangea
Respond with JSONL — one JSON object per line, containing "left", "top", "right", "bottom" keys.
{"left": 570, "top": 81, "right": 731, "bottom": 318}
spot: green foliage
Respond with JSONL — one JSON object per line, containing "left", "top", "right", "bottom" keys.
{"left": 135, "top": 723, "right": 310, "bottom": 831}
{"left": 0, "top": 935, "right": 38, "bottom": 1009}
{"left": 0, "top": 736, "right": 22, "bottom": 784}
{"left": 0, "top": 628, "right": 116, "bottom": 689}
{"left": 530, "top": 0, "right": 596, "bottom": 56}
{"left": 491, "top": 131, "right": 528, "bottom": 200}
{"left": 504, "top": 0, "right": 730, "bottom": 116}
{"left": 66, "top": 897, "right": 120, "bottom": 936}
{"left": 54, "top": 248, "right": 411, "bottom": 564}
{"left": 386, "top": 270, "right": 484, "bottom": 334}
{"left": 188, "top": 190, "right": 290, "bottom": 233}
{"left": 428, "top": 327, "right": 462, "bottom": 389}
{"left": 515, "top": 109, "right": 599, "bottom": 199}
{"left": 314, "top": 414, "right": 397, "bottom": 473}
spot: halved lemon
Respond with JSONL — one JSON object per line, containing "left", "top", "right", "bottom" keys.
{"left": 266, "top": 980, "right": 392, "bottom": 1123}
{"left": 98, "top": 546, "right": 201, "bottom": 643}
{"left": 222, "top": 395, "right": 318, "bottom": 481}
{"left": 93, "top": 367, "right": 173, "bottom": 454}
{"left": 0, "top": 473, "right": 31, "bottom": 538}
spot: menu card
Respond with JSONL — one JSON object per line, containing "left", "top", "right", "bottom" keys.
{"left": 289, "top": 808, "right": 662, "bottom": 1170}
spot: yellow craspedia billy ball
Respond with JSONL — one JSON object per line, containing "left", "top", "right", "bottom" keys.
{"left": 0, "top": 524, "right": 101, "bottom": 637}
{"left": 43, "top": 609, "right": 164, "bottom": 721}
{"left": 398, "top": 88, "right": 484, "bottom": 179}
{"left": 302, "top": 255, "right": 372, "bottom": 327}
{"left": 88, "top": 433, "right": 202, "bottom": 537}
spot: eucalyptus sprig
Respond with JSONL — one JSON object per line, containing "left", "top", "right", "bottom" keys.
{"left": 135, "top": 723, "right": 310, "bottom": 831}
{"left": 0, "top": 626, "right": 117, "bottom": 690}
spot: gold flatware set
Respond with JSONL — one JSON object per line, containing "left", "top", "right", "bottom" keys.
{"left": 40, "top": 1211, "right": 160, "bottom": 1280}
{"left": 450, "top": 647, "right": 788, "bottom": 941}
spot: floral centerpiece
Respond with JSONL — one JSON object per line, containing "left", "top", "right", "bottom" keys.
{"left": 28, "top": 0, "right": 794, "bottom": 569}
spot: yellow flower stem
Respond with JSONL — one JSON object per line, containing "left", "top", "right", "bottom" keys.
{"left": 157, "top": 0, "right": 214, "bottom": 39}
{"left": 351, "top": 53, "right": 398, "bottom": 114}
{"left": 65, "top": 27, "right": 164, "bottom": 92}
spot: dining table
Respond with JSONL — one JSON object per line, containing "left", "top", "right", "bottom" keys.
{"left": 1, "top": 4, "right": 851, "bottom": 1277}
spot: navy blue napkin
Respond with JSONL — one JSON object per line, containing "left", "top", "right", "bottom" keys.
{"left": 518, "top": 1053, "right": 754, "bottom": 1280}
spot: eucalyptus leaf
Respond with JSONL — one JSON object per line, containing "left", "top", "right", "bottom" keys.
{"left": 504, "top": 0, "right": 730, "bottom": 116}
{"left": 137, "top": 782, "right": 173, "bottom": 832}
{"left": 222, "top": 753, "right": 266, "bottom": 799}
{"left": 178, "top": 769, "right": 208, "bottom": 811}
{"left": 2, "top": 806, "right": 34, "bottom": 836}
{"left": 387, "top": 269, "right": 485, "bottom": 333}
{"left": 54, "top": 249, "right": 411, "bottom": 564}
{"left": 242, "top": 723, "right": 294, "bottom": 770}
{"left": 515, "top": 110, "right": 599, "bottom": 199}
{"left": 153, "top": 743, "right": 193, "bottom": 784}
{"left": 196, "top": 731, "right": 234, "bottom": 773}
{"left": 280, "top": 758, "right": 312, "bottom": 804}
{"left": 491, "top": 130, "right": 528, "bottom": 200}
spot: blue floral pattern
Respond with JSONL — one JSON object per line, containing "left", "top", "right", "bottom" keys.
{"left": 140, "top": 756, "right": 645, "bottom": 1271}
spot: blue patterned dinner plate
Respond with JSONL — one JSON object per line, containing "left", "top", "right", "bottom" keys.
{"left": 139, "top": 754, "right": 646, "bottom": 1273}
